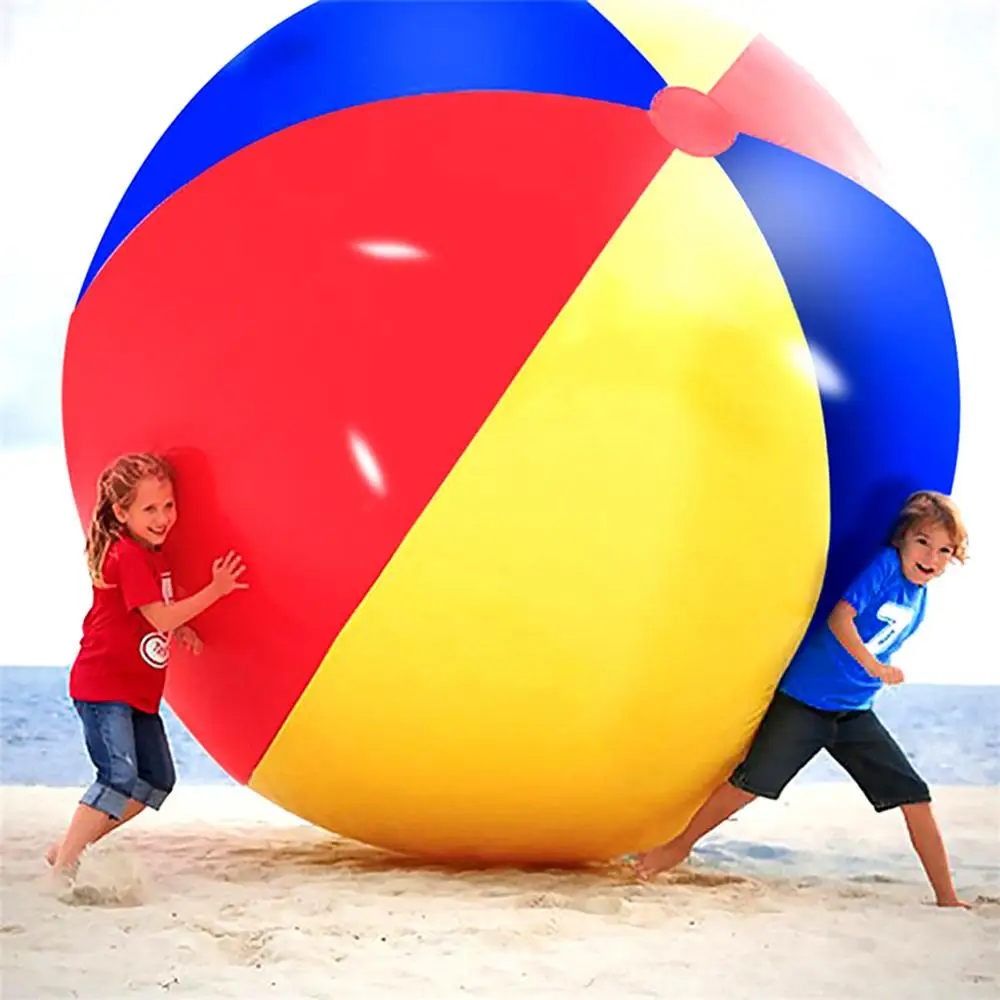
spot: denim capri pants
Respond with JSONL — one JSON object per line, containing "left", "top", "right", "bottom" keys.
{"left": 74, "top": 700, "right": 176, "bottom": 820}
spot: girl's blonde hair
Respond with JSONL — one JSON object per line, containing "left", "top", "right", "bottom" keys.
{"left": 85, "top": 453, "right": 174, "bottom": 586}
{"left": 890, "top": 490, "right": 968, "bottom": 564}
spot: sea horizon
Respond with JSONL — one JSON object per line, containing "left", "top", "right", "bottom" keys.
{"left": 2, "top": 666, "right": 997, "bottom": 788}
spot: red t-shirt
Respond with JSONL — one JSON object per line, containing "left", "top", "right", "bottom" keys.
{"left": 69, "top": 535, "right": 174, "bottom": 713}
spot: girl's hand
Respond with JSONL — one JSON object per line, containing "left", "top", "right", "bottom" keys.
{"left": 211, "top": 551, "right": 249, "bottom": 597}
{"left": 174, "top": 625, "right": 203, "bottom": 655}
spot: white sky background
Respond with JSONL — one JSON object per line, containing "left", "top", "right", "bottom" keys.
{"left": 0, "top": 0, "right": 997, "bottom": 682}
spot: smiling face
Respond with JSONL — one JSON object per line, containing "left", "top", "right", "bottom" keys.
{"left": 896, "top": 519, "right": 956, "bottom": 585}
{"left": 114, "top": 474, "right": 177, "bottom": 548}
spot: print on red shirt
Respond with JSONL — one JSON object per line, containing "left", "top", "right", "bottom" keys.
{"left": 69, "top": 535, "right": 174, "bottom": 713}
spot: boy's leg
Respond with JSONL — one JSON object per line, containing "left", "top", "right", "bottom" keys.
{"left": 828, "top": 710, "right": 968, "bottom": 907}
{"left": 901, "top": 802, "right": 969, "bottom": 908}
{"left": 634, "top": 783, "right": 756, "bottom": 877}
{"left": 53, "top": 702, "right": 139, "bottom": 873}
{"left": 634, "top": 692, "right": 832, "bottom": 878}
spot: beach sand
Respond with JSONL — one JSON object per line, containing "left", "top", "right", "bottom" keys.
{"left": 1, "top": 783, "right": 998, "bottom": 999}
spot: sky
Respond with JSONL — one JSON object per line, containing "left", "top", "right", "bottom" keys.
{"left": 1, "top": 0, "right": 998, "bottom": 682}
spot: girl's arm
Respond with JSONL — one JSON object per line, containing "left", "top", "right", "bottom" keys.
{"left": 827, "top": 600, "right": 897, "bottom": 681}
{"left": 139, "top": 551, "right": 247, "bottom": 633}
{"left": 140, "top": 583, "right": 223, "bottom": 633}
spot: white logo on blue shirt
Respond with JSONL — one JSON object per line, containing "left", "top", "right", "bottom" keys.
{"left": 864, "top": 602, "right": 916, "bottom": 657}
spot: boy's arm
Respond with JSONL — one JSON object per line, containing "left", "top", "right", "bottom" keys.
{"left": 827, "top": 600, "right": 894, "bottom": 680}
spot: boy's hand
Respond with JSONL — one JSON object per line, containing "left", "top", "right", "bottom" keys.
{"left": 174, "top": 625, "right": 203, "bottom": 655}
{"left": 874, "top": 664, "right": 905, "bottom": 685}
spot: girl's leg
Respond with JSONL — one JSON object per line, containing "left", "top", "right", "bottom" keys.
{"left": 901, "top": 802, "right": 970, "bottom": 908}
{"left": 46, "top": 799, "right": 146, "bottom": 866}
{"left": 130, "top": 709, "right": 177, "bottom": 810}
{"left": 51, "top": 803, "right": 122, "bottom": 872}
{"left": 53, "top": 702, "right": 139, "bottom": 873}
{"left": 50, "top": 709, "right": 177, "bottom": 871}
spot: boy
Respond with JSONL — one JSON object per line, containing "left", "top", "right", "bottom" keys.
{"left": 634, "top": 491, "right": 971, "bottom": 908}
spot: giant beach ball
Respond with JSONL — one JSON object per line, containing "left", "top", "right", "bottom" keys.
{"left": 63, "top": 1, "right": 960, "bottom": 863}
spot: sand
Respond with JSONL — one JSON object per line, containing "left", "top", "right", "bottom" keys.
{"left": 1, "top": 783, "right": 998, "bottom": 999}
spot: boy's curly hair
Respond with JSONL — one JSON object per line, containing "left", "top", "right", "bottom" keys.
{"left": 890, "top": 490, "right": 968, "bottom": 563}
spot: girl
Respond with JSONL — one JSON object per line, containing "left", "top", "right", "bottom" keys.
{"left": 49, "top": 452, "right": 248, "bottom": 877}
{"left": 633, "top": 490, "right": 972, "bottom": 908}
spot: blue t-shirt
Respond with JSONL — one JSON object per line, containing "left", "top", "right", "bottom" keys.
{"left": 779, "top": 547, "right": 927, "bottom": 711}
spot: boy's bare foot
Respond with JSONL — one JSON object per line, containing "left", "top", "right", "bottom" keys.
{"left": 936, "top": 895, "right": 972, "bottom": 909}
{"left": 45, "top": 842, "right": 61, "bottom": 867}
{"left": 632, "top": 838, "right": 691, "bottom": 880}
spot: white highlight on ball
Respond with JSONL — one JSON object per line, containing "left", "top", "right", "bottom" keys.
{"left": 347, "top": 429, "right": 387, "bottom": 497}
{"left": 351, "top": 239, "right": 429, "bottom": 261}
{"left": 790, "top": 341, "right": 850, "bottom": 399}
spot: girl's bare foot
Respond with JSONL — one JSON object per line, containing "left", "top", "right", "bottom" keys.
{"left": 633, "top": 838, "right": 691, "bottom": 880}
{"left": 42, "top": 860, "right": 78, "bottom": 898}
{"left": 45, "top": 842, "right": 61, "bottom": 867}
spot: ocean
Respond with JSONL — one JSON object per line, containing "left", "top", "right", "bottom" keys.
{"left": 1, "top": 666, "right": 997, "bottom": 788}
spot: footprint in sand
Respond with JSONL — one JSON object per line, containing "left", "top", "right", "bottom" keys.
{"left": 665, "top": 869, "right": 756, "bottom": 889}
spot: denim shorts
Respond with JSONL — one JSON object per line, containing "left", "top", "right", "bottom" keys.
{"left": 74, "top": 700, "right": 176, "bottom": 820}
{"left": 729, "top": 691, "right": 931, "bottom": 812}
